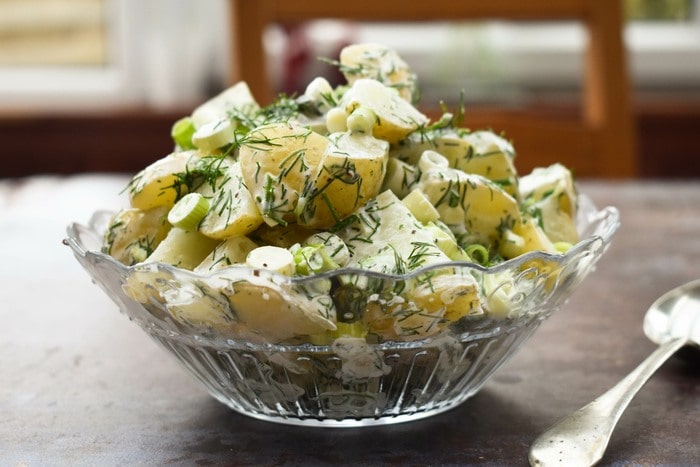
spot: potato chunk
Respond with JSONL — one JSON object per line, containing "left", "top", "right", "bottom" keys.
{"left": 391, "top": 129, "right": 519, "bottom": 198}
{"left": 190, "top": 81, "right": 259, "bottom": 129}
{"left": 198, "top": 161, "right": 264, "bottom": 239}
{"left": 222, "top": 273, "right": 337, "bottom": 341}
{"left": 238, "top": 123, "right": 329, "bottom": 226}
{"left": 519, "top": 163, "right": 578, "bottom": 244}
{"left": 103, "top": 206, "right": 171, "bottom": 265}
{"left": 127, "top": 151, "right": 199, "bottom": 211}
{"left": 339, "top": 43, "right": 418, "bottom": 103}
{"left": 296, "top": 132, "right": 388, "bottom": 229}
{"left": 335, "top": 190, "right": 450, "bottom": 273}
{"left": 417, "top": 152, "right": 521, "bottom": 246}
{"left": 339, "top": 79, "right": 428, "bottom": 144}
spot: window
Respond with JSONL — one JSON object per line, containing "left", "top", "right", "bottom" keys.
{"left": 0, "top": 0, "right": 697, "bottom": 112}
{"left": 0, "top": 0, "right": 229, "bottom": 111}
{"left": 0, "top": 0, "right": 107, "bottom": 66}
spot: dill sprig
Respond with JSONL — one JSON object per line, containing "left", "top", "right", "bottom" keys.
{"left": 406, "top": 241, "right": 442, "bottom": 270}
{"left": 164, "top": 155, "right": 229, "bottom": 202}
{"left": 295, "top": 157, "right": 363, "bottom": 225}
{"left": 259, "top": 174, "right": 292, "bottom": 226}
{"left": 227, "top": 93, "right": 326, "bottom": 132}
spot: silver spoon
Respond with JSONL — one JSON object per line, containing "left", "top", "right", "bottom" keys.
{"left": 529, "top": 278, "right": 700, "bottom": 467}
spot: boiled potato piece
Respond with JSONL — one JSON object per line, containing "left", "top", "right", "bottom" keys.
{"left": 498, "top": 218, "right": 558, "bottom": 259}
{"left": 381, "top": 157, "right": 420, "bottom": 198}
{"left": 381, "top": 300, "right": 447, "bottom": 340}
{"left": 195, "top": 236, "right": 259, "bottom": 273}
{"left": 519, "top": 163, "right": 577, "bottom": 218}
{"left": 519, "top": 163, "right": 578, "bottom": 244}
{"left": 128, "top": 151, "right": 200, "bottom": 211}
{"left": 103, "top": 206, "right": 171, "bottom": 265}
{"left": 238, "top": 123, "right": 329, "bottom": 226}
{"left": 302, "top": 231, "right": 351, "bottom": 268}
{"left": 339, "top": 43, "right": 418, "bottom": 103}
{"left": 417, "top": 152, "right": 521, "bottom": 246}
{"left": 335, "top": 190, "right": 450, "bottom": 273}
{"left": 146, "top": 227, "right": 219, "bottom": 270}
{"left": 525, "top": 193, "right": 579, "bottom": 245}
{"left": 460, "top": 131, "right": 519, "bottom": 198}
{"left": 198, "top": 161, "right": 264, "bottom": 239}
{"left": 339, "top": 78, "right": 428, "bottom": 144}
{"left": 222, "top": 276, "right": 336, "bottom": 341}
{"left": 163, "top": 281, "right": 235, "bottom": 327}
{"left": 191, "top": 81, "right": 259, "bottom": 129}
{"left": 425, "top": 222, "right": 471, "bottom": 261}
{"left": 121, "top": 264, "right": 173, "bottom": 306}
{"left": 391, "top": 129, "right": 519, "bottom": 198}
{"left": 408, "top": 273, "right": 482, "bottom": 324}
{"left": 122, "top": 267, "right": 237, "bottom": 331}
{"left": 296, "top": 132, "right": 389, "bottom": 229}
{"left": 363, "top": 272, "right": 482, "bottom": 340}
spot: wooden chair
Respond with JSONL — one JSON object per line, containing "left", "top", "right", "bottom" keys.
{"left": 228, "top": 0, "right": 637, "bottom": 177}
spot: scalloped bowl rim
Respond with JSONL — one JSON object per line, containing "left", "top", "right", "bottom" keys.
{"left": 65, "top": 200, "right": 619, "bottom": 285}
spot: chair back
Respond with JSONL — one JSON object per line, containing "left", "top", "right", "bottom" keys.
{"left": 228, "top": 0, "right": 637, "bottom": 177}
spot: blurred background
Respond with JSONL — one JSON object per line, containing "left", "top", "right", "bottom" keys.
{"left": 1, "top": 0, "right": 698, "bottom": 178}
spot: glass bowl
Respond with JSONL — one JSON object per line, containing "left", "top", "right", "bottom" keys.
{"left": 65, "top": 194, "right": 619, "bottom": 427}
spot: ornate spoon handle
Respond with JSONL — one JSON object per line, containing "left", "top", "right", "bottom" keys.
{"left": 528, "top": 337, "right": 686, "bottom": 467}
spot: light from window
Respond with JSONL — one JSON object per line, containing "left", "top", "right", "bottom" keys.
{"left": 0, "top": 0, "right": 107, "bottom": 66}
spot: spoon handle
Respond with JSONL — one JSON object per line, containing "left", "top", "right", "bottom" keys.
{"left": 528, "top": 337, "right": 686, "bottom": 467}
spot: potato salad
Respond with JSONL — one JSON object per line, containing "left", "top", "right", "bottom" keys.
{"left": 104, "top": 43, "right": 580, "bottom": 344}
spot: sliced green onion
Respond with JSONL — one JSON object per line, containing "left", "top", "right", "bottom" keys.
{"left": 464, "top": 243, "right": 489, "bottom": 265}
{"left": 191, "top": 118, "right": 235, "bottom": 152}
{"left": 294, "top": 245, "right": 324, "bottom": 275}
{"left": 418, "top": 150, "right": 449, "bottom": 172}
{"left": 171, "top": 117, "right": 196, "bottom": 150}
{"left": 294, "top": 243, "right": 344, "bottom": 275}
{"left": 346, "top": 106, "right": 376, "bottom": 135}
{"left": 246, "top": 245, "right": 295, "bottom": 275}
{"left": 167, "top": 193, "right": 210, "bottom": 231}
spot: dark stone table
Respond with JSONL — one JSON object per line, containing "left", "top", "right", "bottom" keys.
{"left": 2, "top": 175, "right": 698, "bottom": 465}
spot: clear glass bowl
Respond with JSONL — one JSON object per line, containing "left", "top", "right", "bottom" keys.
{"left": 65, "top": 194, "right": 619, "bottom": 427}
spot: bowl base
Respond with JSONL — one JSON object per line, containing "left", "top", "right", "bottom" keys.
{"left": 218, "top": 395, "right": 469, "bottom": 427}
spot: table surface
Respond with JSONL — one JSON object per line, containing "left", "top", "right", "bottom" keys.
{"left": 1, "top": 175, "right": 699, "bottom": 466}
